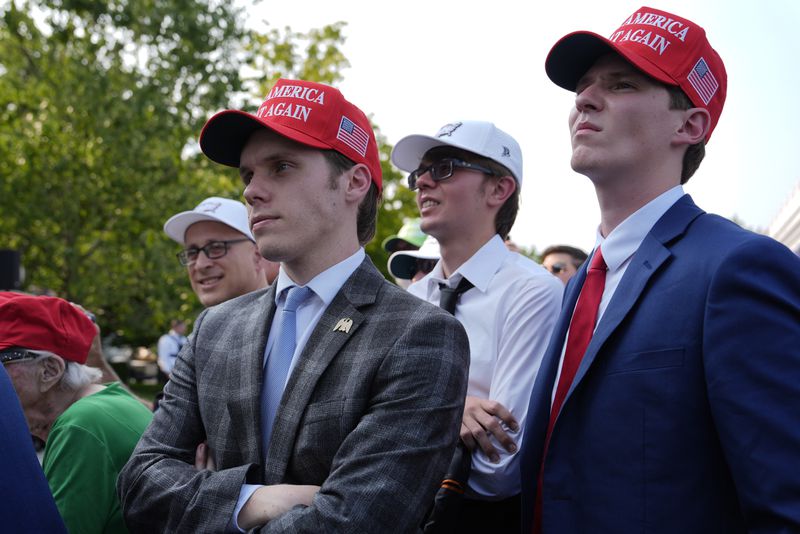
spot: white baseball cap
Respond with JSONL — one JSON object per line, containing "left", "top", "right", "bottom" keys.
{"left": 391, "top": 120, "right": 523, "bottom": 185}
{"left": 388, "top": 235, "right": 441, "bottom": 280}
{"left": 163, "top": 196, "right": 254, "bottom": 245}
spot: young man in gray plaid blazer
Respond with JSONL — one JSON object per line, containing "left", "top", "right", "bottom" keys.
{"left": 118, "top": 78, "right": 470, "bottom": 533}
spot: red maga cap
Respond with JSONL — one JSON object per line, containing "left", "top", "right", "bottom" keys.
{"left": 545, "top": 6, "right": 727, "bottom": 141}
{"left": 0, "top": 292, "right": 96, "bottom": 364}
{"left": 199, "top": 78, "right": 382, "bottom": 191}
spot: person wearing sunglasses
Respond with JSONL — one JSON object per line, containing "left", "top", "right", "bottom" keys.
{"left": 392, "top": 120, "right": 563, "bottom": 533}
{"left": 383, "top": 217, "right": 428, "bottom": 288}
{"left": 541, "top": 244, "right": 588, "bottom": 285}
{"left": 388, "top": 234, "right": 441, "bottom": 285}
{"left": 0, "top": 292, "right": 153, "bottom": 533}
{"left": 164, "top": 196, "right": 278, "bottom": 308}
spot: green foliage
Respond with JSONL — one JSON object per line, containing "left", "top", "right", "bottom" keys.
{"left": 367, "top": 128, "right": 419, "bottom": 278}
{"left": 0, "top": 1, "right": 416, "bottom": 345}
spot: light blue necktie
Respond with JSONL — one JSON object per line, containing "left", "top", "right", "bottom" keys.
{"left": 261, "top": 285, "right": 313, "bottom": 457}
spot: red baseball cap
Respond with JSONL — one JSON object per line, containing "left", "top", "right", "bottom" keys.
{"left": 545, "top": 6, "right": 727, "bottom": 141}
{"left": 0, "top": 292, "right": 96, "bottom": 364}
{"left": 199, "top": 78, "right": 382, "bottom": 191}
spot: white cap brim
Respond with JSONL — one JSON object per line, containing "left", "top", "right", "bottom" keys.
{"left": 387, "top": 235, "right": 441, "bottom": 280}
{"left": 390, "top": 134, "right": 453, "bottom": 173}
{"left": 163, "top": 198, "right": 255, "bottom": 245}
{"left": 391, "top": 120, "right": 523, "bottom": 183}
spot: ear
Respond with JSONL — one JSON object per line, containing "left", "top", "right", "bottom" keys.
{"left": 38, "top": 356, "right": 65, "bottom": 393}
{"left": 674, "top": 107, "right": 710, "bottom": 146}
{"left": 344, "top": 163, "right": 372, "bottom": 205}
{"left": 250, "top": 241, "right": 264, "bottom": 267}
{"left": 485, "top": 175, "right": 517, "bottom": 209}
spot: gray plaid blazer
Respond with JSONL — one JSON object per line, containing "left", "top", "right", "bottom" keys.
{"left": 118, "top": 258, "right": 469, "bottom": 533}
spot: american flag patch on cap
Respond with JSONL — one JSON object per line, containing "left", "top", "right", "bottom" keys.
{"left": 687, "top": 57, "right": 719, "bottom": 105}
{"left": 336, "top": 116, "right": 369, "bottom": 157}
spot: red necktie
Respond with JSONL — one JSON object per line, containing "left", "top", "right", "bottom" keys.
{"left": 533, "top": 247, "right": 607, "bottom": 534}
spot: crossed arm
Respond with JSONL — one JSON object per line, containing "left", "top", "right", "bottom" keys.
{"left": 119, "top": 305, "right": 470, "bottom": 533}
{"left": 459, "top": 276, "right": 562, "bottom": 494}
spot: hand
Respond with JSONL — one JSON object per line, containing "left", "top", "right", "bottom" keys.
{"left": 238, "top": 484, "right": 320, "bottom": 530}
{"left": 460, "top": 396, "right": 518, "bottom": 462}
{"left": 194, "top": 442, "right": 216, "bottom": 471}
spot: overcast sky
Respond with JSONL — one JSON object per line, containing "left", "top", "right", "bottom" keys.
{"left": 247, "top": 0, "right": 800, "bottom": 253}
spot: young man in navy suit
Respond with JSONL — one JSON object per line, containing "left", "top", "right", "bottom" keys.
{"left": 521, "top": 6, "right": 800, "bottom": 533}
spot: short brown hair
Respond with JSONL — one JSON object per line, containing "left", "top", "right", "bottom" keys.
{"left": 322, "top": 150, "right": 380, "bottom": 245}
{"left": 423, "top": 146, "right": 519, "bottom": 239}
{"left": 665, "top": 85, "right": 706, "bottom": 184}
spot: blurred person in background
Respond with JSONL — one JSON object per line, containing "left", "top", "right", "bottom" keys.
{"left": 388, "top": 234, "right": 441, "bottom": 285}
{"left": 383, "top": 217, "right": 427, "bottom": 288}
{"left": 541, "top": 245, "right": 588, "bottom": 285}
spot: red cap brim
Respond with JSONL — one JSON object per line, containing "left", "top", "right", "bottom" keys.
{"left": 199, "top": 110, "right": 334, "bottom": 168}
{"left": 545, "top": 31, "right": 678, "bottom": 91}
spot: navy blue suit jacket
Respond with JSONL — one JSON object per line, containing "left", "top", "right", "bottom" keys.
{"left": 520, "top": 195, "right": 800, "bottom": 533}
{"left": 0, "top": 365, "right": 66, "bottom": 532}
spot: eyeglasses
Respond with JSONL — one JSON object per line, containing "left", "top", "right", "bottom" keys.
{"left": 547, "top": 262, "right": 568, "bottom": 275}
{"left": 407, "top": 158, "right": 496, "bottom": 190}
{"left": 0, "top": 348, "right": 37, "bottom": 365}
{"left": 177, "top": 239, "right": 251, "bottom": 266}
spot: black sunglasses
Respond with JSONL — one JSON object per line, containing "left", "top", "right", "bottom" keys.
{"left": 177, "top": 238, "right": 251, "bottom": 266}
{"left": 407, "top": 158, "right": 495, "bottom": 190}
{"left": 0, "top": 348, "right": 37, "bottom": 365}
{"left": 548, "top": 262, "right": 568, "bottom": 274}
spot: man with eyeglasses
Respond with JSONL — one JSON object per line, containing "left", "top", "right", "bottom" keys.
{"left": 164, "top": 196, "right": 278, "bottom": 308}
{"left": 541, "top": 244, "right": 588, "bottom": 285}
{"left": 392, "top": 120, "right": 562, "bottom": 533}
{"left": 118, "top": 79, "right": 469, "bottom": 533}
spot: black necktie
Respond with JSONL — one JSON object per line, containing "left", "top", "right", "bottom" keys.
{"left": 438, "top": 277, "right": 474, "bottom": 315}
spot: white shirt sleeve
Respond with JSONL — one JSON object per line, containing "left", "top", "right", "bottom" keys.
{"left": 467, "top": 275, "right": 563, "bottom": 498}
{"left": 227, "top": 484, "right": 261, "bottom": 533}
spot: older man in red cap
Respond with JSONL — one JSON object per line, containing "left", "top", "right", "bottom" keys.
{"left": 0, "top": 291, "right": 153, "bottom": 533}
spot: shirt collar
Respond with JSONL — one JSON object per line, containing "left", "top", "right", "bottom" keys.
{"left": 595, "top": 186, "right": 685, "bottom": 272}
{"left": 274, "top": 248, "right": 365, "bottom": 305}
{"left": 422, "top": 234, "right": 510, "bottom": 295}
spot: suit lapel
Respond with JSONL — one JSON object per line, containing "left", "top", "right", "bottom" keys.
{"left": 226, "top": 286, "right": 277, "bottom": 467}
{"left": 262, "top": 258, "right": 382, "bottom": 483}
{"left": 526, "top": 270, "right": 585, "bottom": 457}
{"left": 561, "top": 195, "right": 705, "bottom": 411}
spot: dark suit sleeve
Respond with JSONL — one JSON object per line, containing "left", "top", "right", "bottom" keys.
{"left": 704, "top": 237, "right": 800, "bottom": 529}
{"left": 0, "top": 366, "right": 67, "bottom": 533}
{"left": 117, "top": 308, "right": 255, "bottom": 533}
{"left": 262, "top": 307, "right": 470, "bottom": 533}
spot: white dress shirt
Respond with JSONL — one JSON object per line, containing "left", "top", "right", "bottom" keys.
{"left": 551, "top": 186, "right": 686, "bottom": 401}
{"left": 409, "top": 234, "right": 563, "bottom": 499}
{"left": 157, "top": 330, "right": 187, "bottom": 376}
{"left": 232, "top": 248, "right": 365, "bottom": 531}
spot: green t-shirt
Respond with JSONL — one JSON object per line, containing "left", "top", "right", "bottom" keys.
{"left": 42, "top": 383, "right": 153, "bottom": 534}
